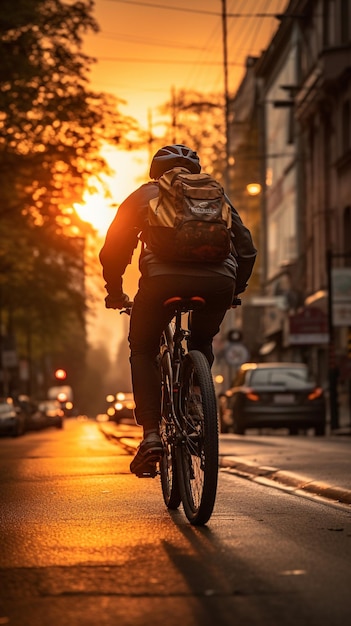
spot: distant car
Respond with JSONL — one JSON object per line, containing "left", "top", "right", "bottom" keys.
{"left": 0, "top": 397, "right": 26, "bottom": 437}
{"left": 38, "top": 400, "right": 64, "bottom": 429}
{"left": 112, "top": 392, "right": 135, "bottom": 423}
{"left": 219, "top": 362, "right": 326, "bottom": 436}
{"left": 14, "top": 395, "right": 46, "bottom": 431}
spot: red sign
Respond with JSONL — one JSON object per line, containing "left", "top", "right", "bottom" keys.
{"left": 289, "top": 308, "right": 328, "bottom": 334}
{"left": 288, "top": 308, "right": 328, "bottom": 345}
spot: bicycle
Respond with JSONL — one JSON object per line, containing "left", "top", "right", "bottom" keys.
{"left": 122, "top": 295, "right": 240, "bottom": 525}
{"left": 157, "top": 295, "right": 220, "bottom": 526}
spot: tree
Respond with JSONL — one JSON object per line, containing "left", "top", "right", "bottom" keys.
{"left": 157, "top": 89, "right": 227, "bottom": 182}
{"left": 0, "top": 0, "right": 139, "bottom": 396}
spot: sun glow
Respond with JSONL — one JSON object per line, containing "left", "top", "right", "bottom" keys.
{"left": 74, "top": 148, "right": 149, "bottom": 236}
{"left": 74, "top": 192, "right": 116, "bottom": 237}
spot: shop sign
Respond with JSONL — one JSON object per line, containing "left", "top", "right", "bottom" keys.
{"left": 287, "top": 307, "right": 329, "bottom": 345}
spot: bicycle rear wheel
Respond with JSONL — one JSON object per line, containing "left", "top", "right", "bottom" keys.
{"left": 159, "top": 350, "right": 181, "bottom": 510}
{"left": 177, "top": 350, "right": 218, "bottom": 525}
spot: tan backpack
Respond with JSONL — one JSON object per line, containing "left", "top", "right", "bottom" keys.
{"left": 147, "top": 167, "right": 232, "bottom": 263}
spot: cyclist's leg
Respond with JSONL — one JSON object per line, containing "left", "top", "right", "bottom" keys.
{"left": 188, "top": 275, "right": 235, "bottom": 366}
{"left": 129, "top": 276, "right": 175, "bottom": 434}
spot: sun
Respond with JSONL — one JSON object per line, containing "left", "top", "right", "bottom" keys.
{"left": 74, "top": 191, "right": 116, "bottom": 237}
{"left": 74, "top": 147, "right": 149, "bottom": 236}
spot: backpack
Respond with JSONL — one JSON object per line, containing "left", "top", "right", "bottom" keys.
{"left": 146, "top": 167, "right": 232, "bottom": 263}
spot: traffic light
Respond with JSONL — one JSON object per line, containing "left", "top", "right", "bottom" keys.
{"left": 54, "top": 368, "right": 67, "bottom": 381}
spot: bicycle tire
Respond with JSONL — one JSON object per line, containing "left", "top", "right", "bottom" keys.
{"left": 176, "top": 350, "right": 219, "bottom": 525}
{"left": 159, "top": 349, "right": 182, "bottom": 509}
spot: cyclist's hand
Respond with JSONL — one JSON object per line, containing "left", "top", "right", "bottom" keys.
{"left": 231, "top": 296, "right": 242, "bottom": 308}
{"left": 105, "top": 292, "right": 132, "bottom": 310}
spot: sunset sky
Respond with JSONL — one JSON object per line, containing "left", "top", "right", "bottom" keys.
{"left": 80, "top": 0, "right": 289, "bottom": 361}
{"left": 78, "top": 0, "right": 289, "bottom": 233}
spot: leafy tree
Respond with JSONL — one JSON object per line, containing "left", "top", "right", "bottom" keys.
{"left": 157, "top": 89, "right": 227, "bottom": 182}
{"left": 0, "top": 0, "right": 139, "bottom": 396}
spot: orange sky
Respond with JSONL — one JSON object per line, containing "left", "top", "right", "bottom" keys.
{"left": 85, "top": 0, "right": 289, "bottom": 126}
{"left": 81, "top": 0, "right": 289, "bottom": 363}
{"left": 78, "top": 0, "right": 289, "bottom": 232}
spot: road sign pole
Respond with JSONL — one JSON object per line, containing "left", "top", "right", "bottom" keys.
{"left": 326, "top": 249, "right": 339, "bottom": 430}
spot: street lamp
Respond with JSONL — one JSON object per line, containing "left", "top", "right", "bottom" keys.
{"left": 246, "top": 183, "right": 262, "bottom": 196}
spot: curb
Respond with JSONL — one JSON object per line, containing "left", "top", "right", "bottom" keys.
{"left": 99, "top": 424, "right": 351, "bottom": 508}
{"left": 220, "top": 456, "right": 351, "bottom": 506}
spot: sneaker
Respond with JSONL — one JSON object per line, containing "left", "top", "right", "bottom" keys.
{"left": 130, "top": 432, "right": 163, "bottom": 478}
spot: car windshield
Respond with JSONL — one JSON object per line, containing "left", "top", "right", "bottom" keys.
{"left": 250, "top": 368, "right": 308, "bottom": 387}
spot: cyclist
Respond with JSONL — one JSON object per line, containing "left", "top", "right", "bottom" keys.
{"left": 99, "top": 144, "right": 257, "bottom": 476}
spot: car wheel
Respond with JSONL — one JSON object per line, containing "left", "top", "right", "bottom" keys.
{"left": 289, "top": 426, "right": 299, "bottom": 436}
{"left": 232, "top": 415, "right": 245, "bottom": 435}
{"left": 12, "top": 422, "right": 24, "bottom": 437}
{"left": 315, "top": 424, "right": 326, "bottom": 436}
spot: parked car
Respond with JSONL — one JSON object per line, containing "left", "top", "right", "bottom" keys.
{"left": 112, "top": 392, "right": 135, "bottom": 423}
{"left": 0, "top": 397, "right": 26, "bottom": 437}
{"left": 14, "top": 395, "right": 46, "bottom": 431}
{"left": 38, "top": 400, "right": 64, "bottom": 429}
{"left": 219, "top": 362, "right": 326, "bottom": 436}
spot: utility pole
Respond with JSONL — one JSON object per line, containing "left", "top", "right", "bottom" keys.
{"left": 221, "top": 0, "right": 230, "bottom": 192}
{"left": 147, "top": 109, "right": 154, "bottom": 162}
{"left": 171, "top": 86, "right": 177, "bottom": 144}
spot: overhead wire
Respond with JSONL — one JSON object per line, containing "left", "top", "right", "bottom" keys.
{"left": 87, "top": 0, "right": 289, "bottom": 111}
{"left": 105, "top": 0, "right": 281, "bottom": 18}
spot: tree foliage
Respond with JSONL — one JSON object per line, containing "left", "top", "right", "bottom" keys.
{"left": 157, "top": 89, "right": 227, "bottom": 183}
{"left": 0, "top": 0, "right": 139, "bottom": 396}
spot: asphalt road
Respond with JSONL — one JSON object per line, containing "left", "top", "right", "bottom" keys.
{"left": 1, "top": 418, "right": 351, "bottom": 626}
{"left": 102, "top": 420, "right": 351, "bottom": 506}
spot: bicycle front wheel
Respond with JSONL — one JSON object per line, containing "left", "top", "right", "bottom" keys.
{"left": 177, "top": 350, "right": 219, "bottom": 525}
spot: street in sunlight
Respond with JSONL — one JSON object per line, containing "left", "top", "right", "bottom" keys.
{"left": 1, "top": 417, "right": 351, "bottom": 626}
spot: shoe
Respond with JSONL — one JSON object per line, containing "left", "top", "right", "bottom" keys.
{"left": 130, "top": 432, "right": 163, "bottom": 478}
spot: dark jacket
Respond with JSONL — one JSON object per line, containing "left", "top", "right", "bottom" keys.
{"left": 99, "top": 181, "right": 257, "bottom": 298}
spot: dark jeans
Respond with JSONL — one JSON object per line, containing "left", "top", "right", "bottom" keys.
{"left": 128, "top": 274, "right": 235, "bottom": 432}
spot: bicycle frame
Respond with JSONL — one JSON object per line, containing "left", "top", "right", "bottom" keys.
{"left": 160, "top": 305, "right": 191, "bottom": 438}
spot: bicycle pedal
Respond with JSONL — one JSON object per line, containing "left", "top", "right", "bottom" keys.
{"left": 135, "top": 468, "right": 159, "bottom": 479}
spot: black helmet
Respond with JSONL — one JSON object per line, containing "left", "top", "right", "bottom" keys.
{"left": 149, "top": 144, "right": 201, "bottom": 179}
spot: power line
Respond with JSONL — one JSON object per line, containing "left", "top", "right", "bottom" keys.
{"left": 106, "top": 0, "right": 280, "bottom": 18}
{"left": 98, "top": 56, "right": 244, "bottom": 66}
{"left": 98, "top": 30, "right": 216, "bottom": 51}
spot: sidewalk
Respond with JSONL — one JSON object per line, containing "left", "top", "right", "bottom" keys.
{"left": 99, "top": 420, "right": 351, "bottom": 507}
{"left": 219, "top": 433, "right": 351, "bottom": 506}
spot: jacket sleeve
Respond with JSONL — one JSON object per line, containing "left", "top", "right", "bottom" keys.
{"left": 99, "top": 182, "right": 158, "bottom": 296}
{"left": 229, "top": 203, "right": 257, "bottom": 295}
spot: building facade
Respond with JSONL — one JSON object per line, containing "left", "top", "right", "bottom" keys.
{"left": 229, "top": 0, "right": 351, "bottom": 424}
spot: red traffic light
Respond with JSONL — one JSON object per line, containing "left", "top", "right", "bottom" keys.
{"left": 54, "top": 368, "right": 67, "bottom": 380}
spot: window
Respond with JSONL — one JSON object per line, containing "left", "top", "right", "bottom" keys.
{"left": 250, "top": 367, "right": 308, "bottom": 387}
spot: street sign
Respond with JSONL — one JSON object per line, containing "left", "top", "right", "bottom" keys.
{"left": 225, "top": 342, "right": 249, "bottom": 367}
